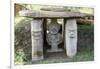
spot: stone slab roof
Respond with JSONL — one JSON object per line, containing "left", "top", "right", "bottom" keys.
{"left": 19, "top": 10, "right": 86, "bottom": 18}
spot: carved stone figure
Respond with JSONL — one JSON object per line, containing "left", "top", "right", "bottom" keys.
{"left": 31, "top": 19, "right": 44, "bottom": 61}
{"left": 46, "top": 19, "right": 62, "bottom": 52}
{"left": 65, "top": 19, "right": 77, "bottom": 57}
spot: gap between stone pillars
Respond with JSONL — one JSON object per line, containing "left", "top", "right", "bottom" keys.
{"left": 63, "top": 18, "right": 67, "bottom": 50}
{"left": 43, "top": 18, "right": 47, "bottom": 57}
{"left": 65, "top": 19, "right": 77, "bottom": 57}
{"left": 31, "top": 18, "right": 44, "bottom": 62}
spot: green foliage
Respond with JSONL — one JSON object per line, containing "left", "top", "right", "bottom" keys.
{"left": 15, "top": 49, "right": 26, "bottom": 65}
{"left": 77, "top": 24, "right": 94, "bottom": 52}
{"left": 78, "top": 24, "right": 94, "bottom": 32}
{"left": 15, "top": 18, "right": 32, "bottom": 65}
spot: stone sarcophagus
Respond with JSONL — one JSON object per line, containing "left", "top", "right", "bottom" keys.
{"left": 19, "top": 10, "right": 85, "bottom": 62}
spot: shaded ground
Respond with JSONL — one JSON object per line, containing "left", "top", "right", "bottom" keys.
{"left": 26, "top": 49, "right": 94, "bottom": 65}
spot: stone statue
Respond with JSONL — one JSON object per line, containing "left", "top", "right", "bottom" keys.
{"left": 46, "top": 19, "right": 62, "bottom": 52}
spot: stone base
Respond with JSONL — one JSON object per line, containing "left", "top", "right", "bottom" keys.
{"left": 47, "top": 48, "right": 63, "bottom": 52}
{"left": 32, "top": 56, "right": 43, "bottom": 62}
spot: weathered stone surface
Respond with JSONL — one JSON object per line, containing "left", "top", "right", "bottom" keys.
{"left": 19, "top": 10, "right": 85, "bottom": 18}
{"left": 31, "top": 19, "right": 44, "bottom": 61}
{"left": 40, "top": 7, "right": 67, "bottom": 12}
{"left": 46, "top": 19, "right": 62, "bottom": 52}
{"left": 65, "top": 19, "right": 77, "bottom": 57}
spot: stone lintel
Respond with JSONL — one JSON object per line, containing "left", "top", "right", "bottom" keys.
{"left": 19, "top": 10, "right": 86, "bottom": 18}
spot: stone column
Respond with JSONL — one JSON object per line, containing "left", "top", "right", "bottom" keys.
{"left": 31, "top": 18, "right": 44, "bottom": 62}
{"left": 65, "top": 19, "right": 77, "bottom": 57}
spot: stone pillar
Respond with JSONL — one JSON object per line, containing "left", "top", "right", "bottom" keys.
{"left": 31, "top": 18, "right": 44, "bottom": 62}
{"left": 65, "top": 19, "right": 77, "bottom": 57}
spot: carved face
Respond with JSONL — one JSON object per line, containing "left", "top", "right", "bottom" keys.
{"left": 69, "top": 30, "right": 76, "bottom": 38}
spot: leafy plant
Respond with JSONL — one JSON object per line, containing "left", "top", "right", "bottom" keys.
{"left": 15, "top": 49, "right": 26, "bottom": 65}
